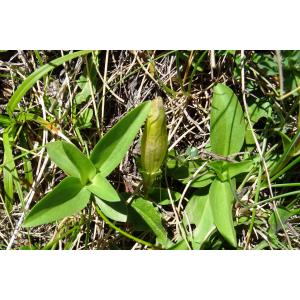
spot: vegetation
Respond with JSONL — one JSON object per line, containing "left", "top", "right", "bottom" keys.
{"left": 0, "top": 50, "right": 300, "bottom": 250}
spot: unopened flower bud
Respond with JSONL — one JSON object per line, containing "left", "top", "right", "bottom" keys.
{"left": 141, "top": 97, "right": 168, "bottom": 194}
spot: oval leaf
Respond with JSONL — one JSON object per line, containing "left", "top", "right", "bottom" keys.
{"left": 210, "top": 83, "right": 245, "bottom": 156}
{"left": 46, "top": 141, "right": 96, "bottom": 185}
{"left": 23, "top": 177, "right": 91, "bottom": 227}
{"left": 7, "top": 50, "right": 92, "bottom": 117}
{"left": 90, "top": 101, "right": 151, "bottom": 177}
{"left": 86, "top": 173, "right": 120, "bottom": 202}
{"left": 95, "top": 197, "right": 127, "bottom": 222}
{"left": 209, "top": 178, "right": 237, "bottom": 247}
{"left": 131, "top": 197, "right": 172, "bottom": 248}
{"left": 222, "top": 160, "right": 254, "bottom": 179}
{"left": 183, "top": 192, "right": 215, "bottom": 249}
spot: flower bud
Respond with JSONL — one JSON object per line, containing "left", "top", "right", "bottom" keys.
{"left": 141, "top": 97, "right": 168, "bottom": 194}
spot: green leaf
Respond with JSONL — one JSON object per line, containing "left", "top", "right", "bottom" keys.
{"left": 7, "top": 50, "right": 92, "bottom": 117}
{"left": 270, "top": 130, "right": 300, "bottom": 177}
{"left": 208, "top": 161, "right": 225, "bottom": 180}
{"left": 75, "top": 55, "right": 98, "bottom": 105}
{"left": 278, "top": 131, "right": 292, "bottom": 153}
{"left": 248, "top": 98, "right": 272, "bottom": 124}
{"left": 46, "top": 141, "right": 96, "bottom": 185}
{"left": 23, "top": 177, "right": 91, "bottom": 227}
{"left": 189, "top": 171, "right": 215, "bottom": 188}
{"left": 90, "top": 101, "right": 151, "bottom": 177}
{"left": 183, "top": 192, "right": 215, "bottom": 249}
{"left": 0, "top": 114, "right": 11, "bottom": 127}
{"left": 167, "top": 239, "right": 189, "bottom": 250}
{"left": 2, "top": 125, "right": 24, "bottom": 213}
{"left": 95, "top": 197, "right": 127, "bottom": 222}
{"left": 268, "top": 207, "right": 300, "bottom": 234}
{"left": 209, "top": 178, "right": 237, "bottom": 247}
{"left": 131, "top": 197, "right": 171, "bottom": 248}
{"left": 86, "top": 173, "right": 120, "bottom": 202}
{"left": 210, "top": 83, "right": 245, "bottom": 156}
{"left": 268, "top": 207, "right": 291, "bottom": 234}
{"left": 77, "top": 108, "right": 93, "bottom": 129}
{"left": 3, "top": 127, "right": 15, "bottom": 213}
{"left": 222, "top": 160, "right": 254, "bottom": 179}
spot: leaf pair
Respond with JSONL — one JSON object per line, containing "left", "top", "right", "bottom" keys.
{"left": 208, "top": 83, "right": 246, "bottom": 247}
{"left": 172, "top": 84, "right": 247, "bottom": 248}
{"left": 24, "top": 101, "right": 152, "bottom": 227}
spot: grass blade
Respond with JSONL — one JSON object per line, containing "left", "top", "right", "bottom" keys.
{"left": 7, "top": 50, "right": 92, "bottom": 117}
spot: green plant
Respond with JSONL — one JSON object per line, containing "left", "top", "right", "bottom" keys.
{"left": 1, "top": 50, "right": 93, "bottom": 214}
{"left": 23, "top": 101, "right": 151, "bottom": 227}
{"left": 129, "top": 84, "right": 250, "bottom": 249}
{"left": 166, "top": 83, "right": 253, "bottom": 249}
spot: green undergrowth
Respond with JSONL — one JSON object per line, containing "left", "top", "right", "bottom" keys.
{"left": 0, "top": 50, "right": 300, "bottom": 250}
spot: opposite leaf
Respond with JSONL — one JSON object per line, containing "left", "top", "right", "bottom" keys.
{"left": 131, "top": 197, "right": 172, "bottom": 248}
{"left": 46, "top": 141, "right": 96, "bottom": 185}
{"left": 86, "top": 173, "right": 120, "bottom": 202}
{"left": 95, "top": 197, "right": 127, "bottom": 222}
{"left": 210, "top": 83, "right": 245, "bottom": 156}
{"left": 209, "top": 178, "right": 237, "bottom": 247}
{"left": 222, "top": 160, "right": 254, "bottom": 179}
{"left": 23, "top": 177, "right": 91, "bottom": 227}
{"left": 183, "top": 192, "right": 215, "bottom": 249}
{"left": 90, "top": 101, "right": 151, "bottom": 177}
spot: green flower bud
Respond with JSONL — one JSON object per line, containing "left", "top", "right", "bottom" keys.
{"left": 141, "top": 97, "right": 168, "bottom": 194}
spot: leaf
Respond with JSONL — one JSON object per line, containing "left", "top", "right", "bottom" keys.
{"left": 268, "top": 207, "right": 291, "bottom": 234}
{"left": 189, "top": 171, "right": 215, "bottom": 188}
{"left": 46, "top": 141, "right": 96, "bottom": 185}
{"left": 77, "top": 108, "right": 93, "bottom": 129}
{"left": 19, "top": 131, "right": 33, "bottom": 185}
{"left": 210, "top": 83, "right": 245, "bottom": 156}
{"left": 270, "top": 130, "right": 300, "bottom": 177}
{"left": 75, "top": 55, "right": 98, "bottom": 105}
{"left": 268, "top": 207, "right": 300, "bottom": 234}
{"left": 167, "top": 239, "right": 189, "bottom": 250}
{"left": 245, "top": 98, "right": 272, "bottom": 151}
{"left": 209, "top": 178, "right": 237, "bottom": 247}
{"left": 7, "top": 50, "right": 92, "bottom": 117}
{"left": 86, "top": 173, "right": 120, "bottom": 202}
{"left": 131, "top": 197, "right": 171, "bottom": 248}
{"left": 90, "top": 101, "right": 151, "bottom": 177}
{"left": 248, "top": 98, "right": 272, "bottom": 124}
{"left": 208, "top": 161, "right": 225, "bottom": 180}
{"left": 0, "top": 114, "right": 11, "bottom": 127}
{"left": 252, "top": 53, "right": 278, "bottom": 76}
{"left": 222, "top": 160, "right": 254, "bottom": 179}
{"left": 183, "top": 192, "right": 215, "bottom": 249}
{"left": 23, "top": 177, "right": 91, "bottom": 227}
{"left": 95, "top": 197, "right": 127, "bottom": 222}
{"left": 3, "top": 127, "right": 15, "bottom": 213}
{"left": 278, "top": 131, "right": 292, "bottom": 153}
